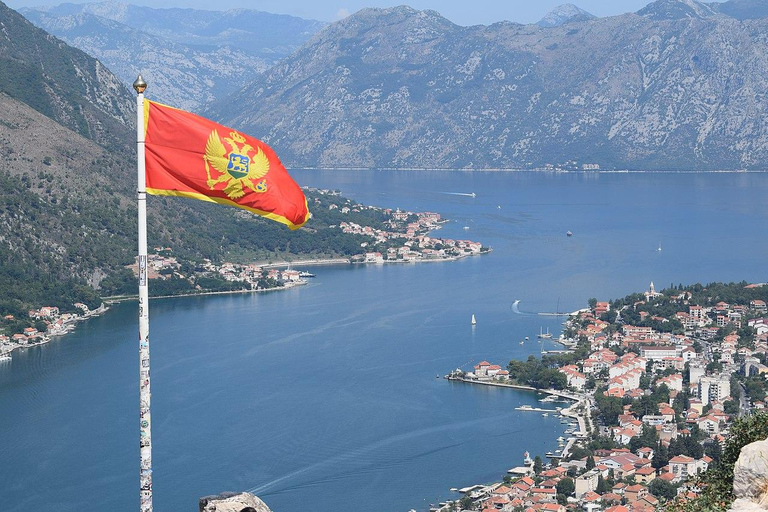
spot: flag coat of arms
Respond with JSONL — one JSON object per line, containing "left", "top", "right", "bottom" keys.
{"left": 143, "top": 100, "right": 310, "bottom": 230}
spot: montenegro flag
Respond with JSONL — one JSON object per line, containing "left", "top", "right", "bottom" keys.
{"left": 143, "top": 100, "right": 310, "bottom": 230}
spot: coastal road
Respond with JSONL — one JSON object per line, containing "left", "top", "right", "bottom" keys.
{"left": 739, "top": 382, "right": 750, "bottom": 417}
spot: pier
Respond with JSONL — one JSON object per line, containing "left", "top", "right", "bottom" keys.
{"left": 514, "top": 405, "right": 560, "bottom": 412}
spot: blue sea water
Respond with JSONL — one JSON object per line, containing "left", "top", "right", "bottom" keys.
{"left": 1, "top": 171, "right": 767, "bottom": 511}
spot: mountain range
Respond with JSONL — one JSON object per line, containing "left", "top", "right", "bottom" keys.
{"left": 203, "top": 0, "right": 768, "bottom": 171}
{"left": 1, "top": 0, "right": 768, "bottom": 308}
{"left": 20, "top": 2, "right": 325, "bottom": 109}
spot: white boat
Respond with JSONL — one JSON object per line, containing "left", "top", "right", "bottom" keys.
{"left": 470, "top": 192, "right": 476, "bottom": 198}
{"left": 657, "top": 242, "right": 662, "bottom": 252}
{"left": 537, "top": 327, "right": 553, "bottom": 339}
{"left": 519, "top": 340, "right": 524, "bottom": 345}
{"left": 463, "top": 226, "right": 470, "bottom": 230}
{"left": 471, "top": 314, "right": 476, "bottom": 325}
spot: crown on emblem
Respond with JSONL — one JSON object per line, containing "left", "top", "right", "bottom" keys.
{"left": 229, "top": 131, "right": 246, "bottom": 143}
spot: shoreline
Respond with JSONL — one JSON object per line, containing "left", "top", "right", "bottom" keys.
{"left": 445, "top": 375, "right": 581, "bottom": 402}
{"left": 260, "top": 258, "right": 350, "bottom": 268}
{"left": 106, "top": 251, "right": 490, "bottom": 303}
{"left": 103, "top": 280, "right": 309, "bottom": 304}
{"left": 22, "top": 248, "right": 490, "bottom": 357}
{"left": 443, "top": 375, "right": 592, "bottom": 500}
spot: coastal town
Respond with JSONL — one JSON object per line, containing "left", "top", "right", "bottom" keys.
{"left": 436, "top": 281, "right": 768, "bottom": 512}
{"left": 317, "top": 187, "right": 489, "bottom": 263}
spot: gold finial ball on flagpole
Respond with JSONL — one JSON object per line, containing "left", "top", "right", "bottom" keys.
{"left": 133, "top": 75, "right": 147, "bottom": 94}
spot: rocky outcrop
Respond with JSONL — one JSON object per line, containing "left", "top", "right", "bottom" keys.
{"left": 199, "top": 492, "right": 273, "bottom": 512}
{"left": 731, "top": 438, "right": 768, "bottom": 510}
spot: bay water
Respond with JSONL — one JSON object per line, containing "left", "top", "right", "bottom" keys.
{"left": 1, "top": 171, "right": 767, "bottom": 511}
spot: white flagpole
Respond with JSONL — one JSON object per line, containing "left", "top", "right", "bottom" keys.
{"left": 133, "top": 75, "right": 153, "bottom": 512}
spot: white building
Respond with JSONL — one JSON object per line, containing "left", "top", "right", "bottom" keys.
{"left": 698, "top": 374, "right": 731, "bottom": 406}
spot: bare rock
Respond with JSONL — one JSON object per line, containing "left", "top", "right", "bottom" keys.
{"left": 730, "top": 498, "right": 767, "bottom": 512}
{"left": 199, "top": 491, "right": 273, "bottom": 512}
{"left": 732, "top": 438, "right": 768, "bottom": 508}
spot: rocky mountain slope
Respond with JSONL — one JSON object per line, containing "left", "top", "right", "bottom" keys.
{"left": 212, "top": 0, "right": 768, "bottom": 171}
{"left": 0, "top": 1, "right": 133, "bottom": 149}
{"left": 20, "top": 2, "right": 325, "bottom": 109}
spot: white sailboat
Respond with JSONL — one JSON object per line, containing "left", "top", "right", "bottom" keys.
{"left": 471, "top": 314, "right": 477, "bottom": 325}
{"left": 537, "top": 327, "right": 552, "bottom": 339}
{"left": 657, "top": 242, "right": 662, "bottom": 252}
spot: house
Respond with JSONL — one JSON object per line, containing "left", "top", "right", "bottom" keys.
{"left": 530, "top": 487, "right": 556, "bottom": 503}
{"left": 636, "top": 447, "right": 654, "bottom": 460}
{"left": 473, "top": 361, "right": 493, "bottom": 378}
{"left": 640, "top": 346, "right": 678, "bottom": 360}
{"left": 635, "top": 466, "right": 656, "bottom": 484}
{"left": 668, "top": 455, "right": 705, "bottom": 481}
{"left": 574, "top": 469, "right": 600, "bottom": 498}
{"left": 624, "top": 484, "right": 648, "bottom": 502}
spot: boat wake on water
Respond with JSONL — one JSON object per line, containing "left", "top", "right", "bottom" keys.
{"left": 440, "top": 192, "right": 477, "bottom": 198}
{"left": 511, "top": 300, "right": 533, "bottom": 315}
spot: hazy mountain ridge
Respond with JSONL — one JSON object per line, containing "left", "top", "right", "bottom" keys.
{"left": 537, "top": 4, "right": 596, "bottom": 27}
{"left": 20, "top": 1, "right": 326, "bottom": 109}
{"left": 210, "top": 1, "right": 768, "bottom": 171}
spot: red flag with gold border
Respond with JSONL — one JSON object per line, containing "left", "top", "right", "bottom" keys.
{"left": 143, "top": 100, "right": 310, "bottom": 230}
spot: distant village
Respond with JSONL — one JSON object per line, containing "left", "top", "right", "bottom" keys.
{"left": 0, "top": 302, "right": 107, "bottom": 360}
{"left": 436, "top": 281, "right": 768, "bottom": 512}
{"left": 325, "top": 195, "right": 488, "bottom": 263}
{"left": 342, "top": 208, "right": 485, "bottom": 263}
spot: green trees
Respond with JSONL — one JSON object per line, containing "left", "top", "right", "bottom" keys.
{"left": 649, "top": 478, "right": 678, "bottom": 501}
{"left": 594, "top": 392, "right": 623, "bottom": 425}
{"left": 629, "top": 424, "right": 659, "bottom": 452}
{"left": 596, "top": 474, "right": 612, "bottom": 494}
{"left": 557, "top": 477, "right": 575, "bottom": 497}
{"left": 506, "top": 355, "right": 568, "bottom": 390}
{"left": 668, "top": 435, "right": 704, "bottom": 459}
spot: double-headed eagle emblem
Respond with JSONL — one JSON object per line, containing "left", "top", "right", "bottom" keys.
{"left": 204, "top": 130, "right": 269, "bottom": 199}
